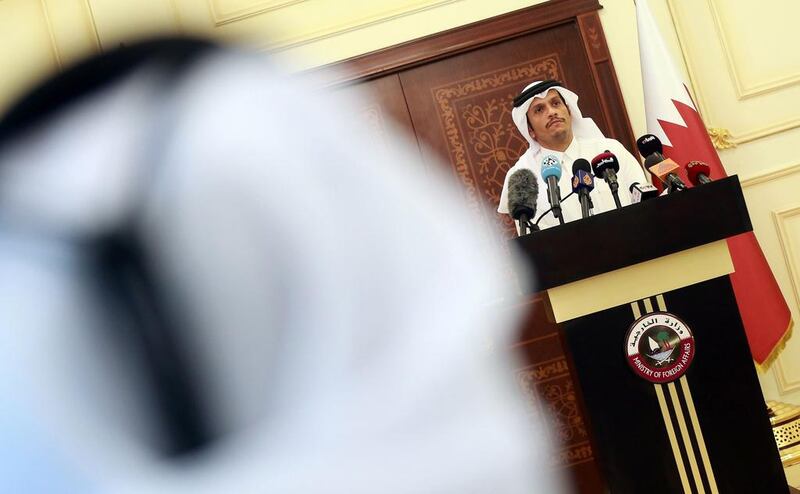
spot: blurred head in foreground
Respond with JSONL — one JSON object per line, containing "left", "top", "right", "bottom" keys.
{"left": 0, "top": 39, "right": 562, "bottom": 493}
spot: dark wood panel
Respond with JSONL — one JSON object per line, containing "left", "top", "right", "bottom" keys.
{"left": 578, "top": 11, "right": 638, "bottom": 155}
{"left": 511, "top": 296, "right": 606, "bottom": 494}
{"left": 333, "top": 74, "right": 424, "bottom": 168}
{"left": 314, "top": 0, "right": 602, "bottom": 85}
{"left": 398, "top": 21, "right": 605, "bottom": 257}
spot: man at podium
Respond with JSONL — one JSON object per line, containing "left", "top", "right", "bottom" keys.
{"left": 497, "top": 80, "right": 646, "bottom": 229}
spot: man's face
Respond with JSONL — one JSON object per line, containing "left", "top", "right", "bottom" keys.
{"left": 526, "top": 89, "right": 573, "bottom": 149}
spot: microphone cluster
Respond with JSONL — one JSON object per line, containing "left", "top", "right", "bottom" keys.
{"left": 507, "top": 133, "right": 714, "bottom": 236}
{"left": 636, "top": 134, "right": 714, "bottom": 189}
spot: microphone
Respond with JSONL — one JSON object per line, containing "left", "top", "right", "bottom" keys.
{"left": 571, "top": 158, "right": 594, "bottom": 219}
{"left": 636, "top": 134, "right": 664, "bottom": 162}
{"left": 686, "top": 161, "right": 712, "bottom": 185}
{"left": 648, "top": 157, "right": 687, "bottom": 192}
{"left": 590, "top": 151, "right": 622, "bottom": 209}
{"left": 507, "top": 168, "right": 539, "bottom": 236}
{"left": 635, "top": 134, "right": 686, "bottom": 192}
{"left": 540, "top": 155, "right": 565, "bottom": 225}
{"left": 629, "top": 182, "right": 659, "bottom": 203}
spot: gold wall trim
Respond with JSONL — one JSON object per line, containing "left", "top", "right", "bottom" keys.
{"left": 706, "top": 0, "right": 800, "bottom": 100}
{"left": 266, "top": 0, "right": 460, "bottom": 52}
{"left": 740, "top": 161, "right": 800, "bottom": 189}
{"left": 772, "top": 206, "right": 800, "bottom": 395}
{"left": 547, "top": 241, "right": 732, "bottom": 323}
{"left": 707, "top": 127, "right": 735, "bottom": 150}
{"left": 208, "top": 0, "right": 307, "bottom": 26}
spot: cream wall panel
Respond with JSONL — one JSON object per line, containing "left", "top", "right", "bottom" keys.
{"left": 170, "top": 0, "right": 550, "bottom": 69}
{"left": 771, "top": 205, "right": 800, "bottom": 396}
{"left": 665, "top": 0, "right": 800, "bottom": 402}
{"left": 0, "top": 1, "right": 61, "bottom": 112}
{"left": 667, "top": 0, "right": 800, "bottom": 151}
{"left": 40, "top": 0, "right": 101, "bottom": 67}
{"left": 210, "top": 0, "right": 307, "bottom": 25}
{"left": 86, "top": 0, "right": 182, "bottom": 50}
{"left": 705, "top": 0, "right": 800, "bottom": 99}
{"left": 722, "top": 158, "right": 800, "bottom": 403}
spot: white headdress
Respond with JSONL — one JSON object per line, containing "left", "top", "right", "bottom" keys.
{"left": 0, "top": 43, "right": 563, "bottom": 493}
{"left": 511, "top": 80, "right": 604, "bottom": 155}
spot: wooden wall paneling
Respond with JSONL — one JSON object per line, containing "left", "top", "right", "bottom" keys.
{"left": 512, "top": 295, "right": 606, "bottom": 494}
{"left": 332, "top": 74, "right": 424, "bottom": 169}
{"left": 577, "top": 11, "right": 638, "bottom": 157}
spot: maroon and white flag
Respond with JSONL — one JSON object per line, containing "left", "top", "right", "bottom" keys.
{"left": 636, "top": 0, "right": 792, "bottom": 365}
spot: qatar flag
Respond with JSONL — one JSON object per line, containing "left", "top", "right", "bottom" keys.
{"left": 636, "top": 0, "right": 792, "bottom": 365}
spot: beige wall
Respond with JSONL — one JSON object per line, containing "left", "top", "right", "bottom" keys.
{"left": 2, "top": 0, "right": 799, "bottom": 404}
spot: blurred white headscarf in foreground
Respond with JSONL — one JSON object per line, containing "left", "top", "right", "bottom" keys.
{"left": 0, "top": 40, "right": 562, "bottom": 493}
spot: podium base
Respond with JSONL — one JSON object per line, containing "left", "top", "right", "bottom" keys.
{"left": 559, "top": 275, "right": 787, "bottom": 493}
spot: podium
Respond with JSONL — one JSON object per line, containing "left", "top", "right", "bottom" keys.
{"left": 513, "top": 177, "right": 788, "bottom": 493}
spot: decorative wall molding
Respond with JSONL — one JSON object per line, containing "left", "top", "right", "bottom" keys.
{"left": 82, "top": 0, "right": 102, "bottom": 50}
{"left": 39, "top": 0, "right": 63, "bottom": 70}
{"left": 707, "top": 127, "right": 735, "bottom": 150}
{"left": 740, "top": 162, "right": 800, "bottom": 189}
{"left": 706, "top": 0, "right": 800, "bottom": 100}
{"left": 734, "top": 118, "right": 800, "bottom": 146}
{"left": 667, "top": 0, "right": 800, "bottom": 146}
{"left": 266, "top": 0, "right": 460, "bottom": 52}
{"left": 771, "top": 205, "right": 800, "bottom": 394}
{"left": 208, "top": 0, "right": 306, "bottom": 26}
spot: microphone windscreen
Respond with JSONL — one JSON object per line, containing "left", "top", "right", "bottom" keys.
{"left": 540, "top": 154, "right": 562, "bottom": 180}
{"left": 636, "top": 134, "right": 663, "bottom": 158}
{"left": 572, "top": 158, "right": 592, "bottom": 174}
{"left": 686, "top": 160, "right": 711, "bottom": 185}
{"left": 590, "top": 151, "right": 620, "bottom": 175}
{"left": 647, "top": 158, "right": 680, "bottom": 182}
{"left": 507, "top": 168, "right": 538, "bottom": 220}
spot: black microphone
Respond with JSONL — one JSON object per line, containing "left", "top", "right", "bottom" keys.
{"left": 590, "top": 151, "right": 622, "bottom": 209}
{"left": 636, "top": 134, "right": 686, "bottom": 192}
{"left": 636, "top": 134, "right": 664, "bottom": 162}
{"left": 507, "top": 168, "right": 539, "bottom": 235}
{"left": 686, "top": 161, "right": 712, "bottom": 185}
{"left": 540, "top": 154, "right": 564, "bottom": 225}
{"left": 571, "top": 158, "right": 594, "bottom": 219}
{"left": 629, "top": 182, "right": 659, "bottom": 203}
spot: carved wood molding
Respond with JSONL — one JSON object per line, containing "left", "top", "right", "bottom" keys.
{"left": 312, "top": 0, "right": 602, "bottom": 85}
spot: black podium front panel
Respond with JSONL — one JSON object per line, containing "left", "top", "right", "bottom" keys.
{"left": 561, "top": 276, "right": 787, "bottom": 493}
